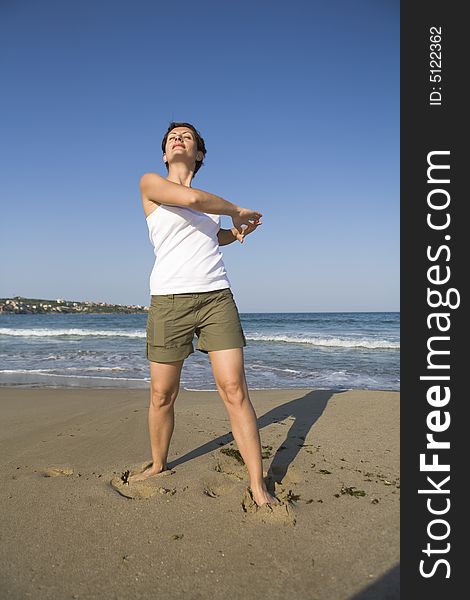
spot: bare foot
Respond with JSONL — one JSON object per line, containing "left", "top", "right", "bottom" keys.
{"left": 250, "top": 485, "right": 279, "bottom": 507}
{"left": 128, "top": 462, "right": 168, "bottom": 483}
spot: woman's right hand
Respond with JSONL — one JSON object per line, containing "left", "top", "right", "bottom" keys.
{"left": 232, "top": 207, "right": 263, "bottom": 234}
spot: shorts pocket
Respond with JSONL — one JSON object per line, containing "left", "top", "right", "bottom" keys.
{"left": 146, "top": 310, "right": 167, "bottom": 347}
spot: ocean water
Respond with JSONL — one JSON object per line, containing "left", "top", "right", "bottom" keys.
{"left": 0, "top": 312, "right": 399, "bottom": 391}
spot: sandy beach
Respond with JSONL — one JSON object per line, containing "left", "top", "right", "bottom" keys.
{"left": 0, "top": 387, "right": 399, "bottom": 599}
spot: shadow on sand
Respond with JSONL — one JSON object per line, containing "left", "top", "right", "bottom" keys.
{"left": 349, "top": 564, "right": 400, "bottom": 599}
{"left": 169, "top": 389, "right": 340, "bottom": 486}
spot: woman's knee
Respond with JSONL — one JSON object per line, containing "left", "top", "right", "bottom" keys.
{"left": 149, "top": 359, "right": 183, "bottom": 408}
{"left": 150, "top": 386, "right": 178, "bottom": 409}
{"left": 218, "top": 379, "right": 247, "bottom": 407}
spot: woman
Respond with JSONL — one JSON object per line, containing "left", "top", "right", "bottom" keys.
{"left": 130, "top": 121, "right": 277, "bottom": 507}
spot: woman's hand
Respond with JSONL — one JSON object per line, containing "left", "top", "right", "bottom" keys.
{"left": 232, "top": 207, "right": 263, "bottom": 241}
{"left": 231, "top": 219, "right": 262, "bottom": 243}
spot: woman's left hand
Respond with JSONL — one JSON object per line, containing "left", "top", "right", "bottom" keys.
{"left": 233, "top": 219, "right": 262, "bottom": 243}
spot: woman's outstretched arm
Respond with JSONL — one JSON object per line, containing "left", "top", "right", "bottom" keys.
{"left": 140, "top": 173, "right": 238, "bottom": 215}
{"left": 140, "top": 173, "right": 262, "bottom": 233}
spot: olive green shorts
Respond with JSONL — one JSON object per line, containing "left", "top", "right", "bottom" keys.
{"left": 146, "top": 287, "right": 247, "bottom": 362}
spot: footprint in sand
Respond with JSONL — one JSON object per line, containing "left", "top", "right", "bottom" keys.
{"left": 241, "top": 483, "right": 297, "bottom": 526}
{"left": 43, "top": 466, "right": 74, "bottom": 477}
{"left": 215, "top": 447, "right": 303, "bottom": 486}
{"left": 212, "top": 449, "right": 247, "bottom": 481}
{"left": 201, "top": 473, "right": 236, "bottom": 499}
{"left": 110, "top": 461, "right": 176, "bottom": 500}
{"left": 213, "top": 449, "right": 297, "bottom": 521}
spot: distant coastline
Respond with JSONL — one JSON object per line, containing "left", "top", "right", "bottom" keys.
{"left": 0, "top": 296, "right": 148, "bottom": 315}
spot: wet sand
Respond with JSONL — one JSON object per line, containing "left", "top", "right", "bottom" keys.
{"left": 0, "top": 387, "right": 399, "bottom": 599}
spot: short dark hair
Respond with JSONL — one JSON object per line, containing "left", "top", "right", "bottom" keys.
{"left": 161, "top": 121, "right": 207, "bottom": 176}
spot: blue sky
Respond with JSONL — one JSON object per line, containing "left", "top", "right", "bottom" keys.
{"left": 0, "top": 0, "right": 399, "bottom": 312}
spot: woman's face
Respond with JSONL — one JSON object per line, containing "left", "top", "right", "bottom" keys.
{"left": 164, "top": 128, "right": 200, "bottom": 167}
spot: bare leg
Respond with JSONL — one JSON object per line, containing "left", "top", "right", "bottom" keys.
{"left": 129, "top": 359, "right": 183, "bottom": 482}
{"left": 208, "top": 348, "right": 277, "bottom": 506}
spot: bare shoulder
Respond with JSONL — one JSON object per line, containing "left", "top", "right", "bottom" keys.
{"left": 140, "top": 172, "right": 165, "bottom": 187}
{"left": 139, "top": 172, "right": 197, "bottom": 211}
{"left": 140, "top": 172, "right": 162, "bottom": 218}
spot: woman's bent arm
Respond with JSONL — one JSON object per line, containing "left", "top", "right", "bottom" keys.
{"left": 217, "top": 228, "right": 239, "bottom": 246}
{"left": 140, "top": 172, "right": 262, "bottom": 230}
{"left": 140, "top": 172, "right": 240, "bottom": 216}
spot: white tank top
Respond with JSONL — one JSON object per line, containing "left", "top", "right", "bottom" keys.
{"left": 146, "top": 204, "right": 231, "bottom": 294}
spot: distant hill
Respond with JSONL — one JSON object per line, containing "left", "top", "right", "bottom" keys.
{"left": 0, "top": 296, "right": 148, "bottom": 314}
